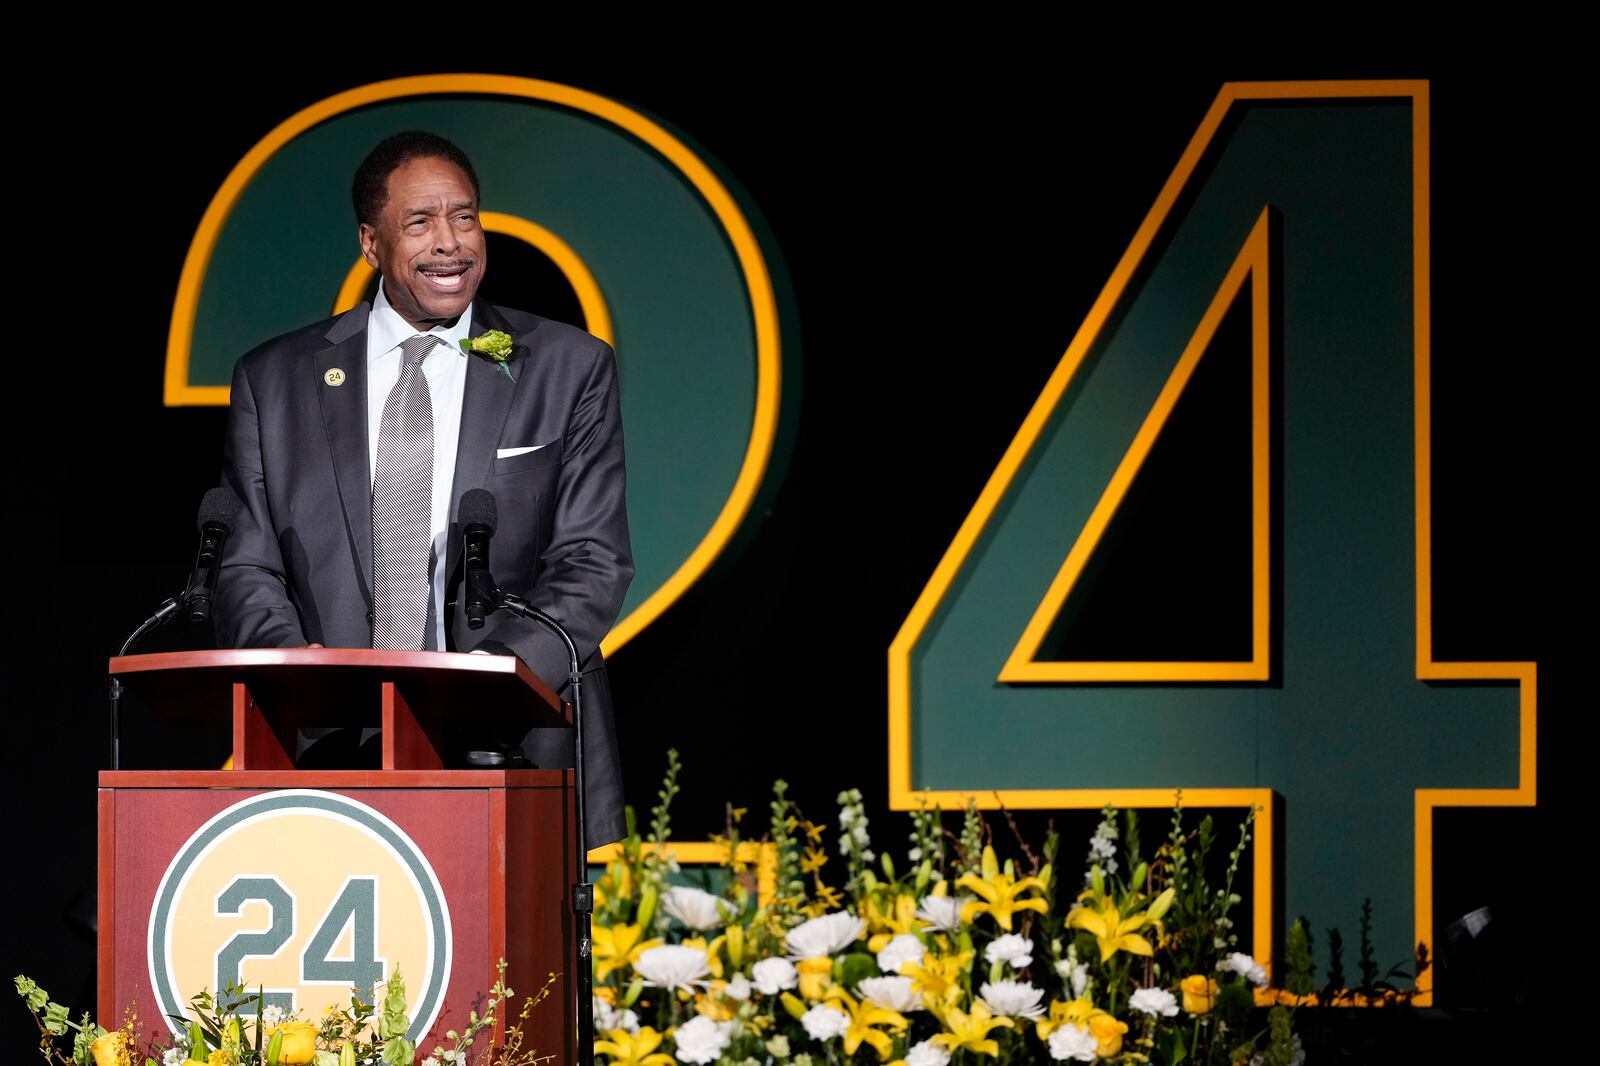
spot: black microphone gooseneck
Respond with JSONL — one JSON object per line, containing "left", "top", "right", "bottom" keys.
{"left": 110, "top": 487, "right": 242, "bottom": 769}
{"left": 457, "top": 488, "right": 595, "bottom": 1066}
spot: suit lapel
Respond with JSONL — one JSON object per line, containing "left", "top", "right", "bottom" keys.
{"left": 315, "top": 304, "right": 375, "bottom": 609}
{"left": 445, "top": 301, "right": 529, "bottom": 585}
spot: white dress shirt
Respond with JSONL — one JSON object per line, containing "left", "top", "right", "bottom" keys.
{"left": 366, "top": 280, "right": 472, "bottom": 651}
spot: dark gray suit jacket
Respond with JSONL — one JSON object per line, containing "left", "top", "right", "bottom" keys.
{"left": 215, "top": 299, "right": 633, "bottom": 848}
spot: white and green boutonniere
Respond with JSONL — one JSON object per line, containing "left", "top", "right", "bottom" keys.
{"left": 461, "top": 329, "right": 516, "bottom": 382}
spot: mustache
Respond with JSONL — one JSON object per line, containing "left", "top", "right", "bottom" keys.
{"left": 417, "top": 258, "right": 478, "bottom": 272}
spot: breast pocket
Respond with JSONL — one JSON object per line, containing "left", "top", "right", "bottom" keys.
{"left": 492, "top": 443, "right": 562, "bottom": 482}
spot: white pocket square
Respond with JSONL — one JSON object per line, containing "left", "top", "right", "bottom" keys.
{"left": 496, "top": 443, "right": 550, "bottom": 459}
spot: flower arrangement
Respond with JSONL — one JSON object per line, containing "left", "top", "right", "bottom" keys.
{"left": 590, "top": 752, "right": 1317, "bottom": 1065}
{"left": 16, "top": 962, "right": 552, "bottom": 1066}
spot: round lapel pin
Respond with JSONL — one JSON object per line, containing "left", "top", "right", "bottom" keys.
{"left": 324, "top": 368, "right": 347, "bottom": 387}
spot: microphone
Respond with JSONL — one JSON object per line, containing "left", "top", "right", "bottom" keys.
{"left": 185, "top": 486, "right": 242, "bottom": 623}
{"left": 460, "top": 489, "right": 498, "bottom": 629}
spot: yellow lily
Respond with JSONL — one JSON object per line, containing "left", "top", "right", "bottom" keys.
{"left": 956, "top": 847, "right": 1048, "bottom": 931}
{"left": 594, "top": 1026, "right": 676, "bottom": 1066}
{"left": 930, "top": 1000, "right": 1013, "bottom": 1057}
{"left": 823, "top": 989, "right": 909, "bottom": 1060}
{"left": 1067, "top": 885, "right": 1174, "bottom": 963}
{"left": 592, "top": 923, "right": 664, "bottom": 982}
{"left": 864, "top": 893, "right": 921, "bottom": 952}
{"left": 900, "top": 951, "right": 972, "bottom": 1018}
{"left": 1035, "top": 997, "right": 1094, "bottom": 1041}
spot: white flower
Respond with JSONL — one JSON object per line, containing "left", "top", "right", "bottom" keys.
{"left": 635, "top": 944, "right": 711, "bottom": 991}
{"left": 1049, "top": 1022, "right": 1097, "bottom": 1061}
{"left": 1129, "top": 986, "right": 1180, "bottom": 1017}
{"left": 752, "top": 956, "right": 799, "bottom": 994}
{"left": 593, "top": 995, "right": 640, "bottom": 1032}
{"left": 260, "top": 1004, "right": 286, "bottom": 1028}
{"left": 1054, "top": 944, "right": 1090, "bottom": 998}
{"left": 724, "top": 973, "right": 752, "bottom": 1001}
{"left": 672, "top": 1015, "right": 731, "bottom": 1064}
{"left": 984, "top": 933, "right": 1034, "bottom": 969}
{"left": 786, "top": 911, "right": 865, "bottom": 959}
{"left": 904, "top": 1039, "right": 953, "bottom": 1066}
{"left": 800, "top": 1004, "right": 850, "bottom": 1042}
{"left": 162, "top": 1050, "right": 187, "bottom": 1066}
{"left": 765, "top": 1035, "right": 791, "bottom": 1058}
{"left": 916, "top": 894, "right": 969, "bottom": 933}
{"left": 1218, "top": 952, "right": 1268, "bottom": 987}
{"left": 979, "top": 979, "right": 1046, "bottom": 1019}
{"left": 420, "top": 1058, "right": 439, "bottom": 1066}
{"left": 1089, "top": 835, "right": 1117, "bottom": 860}
{"left": 856, "top": 975, "right": 924, "bottom": 1012}
{"left": 661, "top": 886, "right": 733, "bottom": 931}
{"left": 876, "top": 933, "right": 926, "bottom": 974}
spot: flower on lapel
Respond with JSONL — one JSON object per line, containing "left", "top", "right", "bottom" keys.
{"left": 461, "top": 329, "right": 516, "bottom": 382}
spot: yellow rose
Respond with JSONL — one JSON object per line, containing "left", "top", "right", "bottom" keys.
{"left": 276, "top": 1021, "right": 320, "bottom": 1065}
{"left": 796, "top": 956, "right": 835, "bottom": 1000}
{"left": 1088, "top": 1013, "right": 1128, "bottom": 1057}
{"left": 90, "top": 1032, "right": 125, "bottom": 1066}
{"left": 1181, "top": 974, "right": 1219, "bottom": 1014}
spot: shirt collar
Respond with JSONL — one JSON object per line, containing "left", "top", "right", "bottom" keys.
{"left": 368, "top": 279, "right": 474, "bottom": 362}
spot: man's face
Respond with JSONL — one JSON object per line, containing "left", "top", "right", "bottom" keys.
{"left": 359, "top": 155, "right": 486, "bottom": 330}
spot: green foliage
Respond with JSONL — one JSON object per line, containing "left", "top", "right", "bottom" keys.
{"left": 1286, "top": 919, "right": 1315, "bottom": 996}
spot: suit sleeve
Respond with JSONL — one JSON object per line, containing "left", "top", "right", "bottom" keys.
{"left": 477, "top": 339, "right": 634, "bottom": 687}
{"left": 214, "top": 356, "right": 310, "bottom": 649}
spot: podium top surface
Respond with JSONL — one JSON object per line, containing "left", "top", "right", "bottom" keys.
{"left": 109, "top": 649, "right": 570, "bottom": 729}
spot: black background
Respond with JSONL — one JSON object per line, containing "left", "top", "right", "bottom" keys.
{"left": 8, "top": 43, "right": 1572, "bottom": 1049}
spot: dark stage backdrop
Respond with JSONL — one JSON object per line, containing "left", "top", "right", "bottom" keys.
{"left": 10, "top": 47, "right": 1570, "bottom": 1049}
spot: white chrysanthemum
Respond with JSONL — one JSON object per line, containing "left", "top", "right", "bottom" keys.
{"left": 786, "top": 911, "right": 865, "bottom": 959}
{"left": 904, "top": 1039, "right": 953, "bottom": 1066}
{"left": 800, "top": 1004, "right": 850, "bottom": 1042}
{"left": 916, "top": 893, "right": 967, "bottom": 933}
{"left": 1218, "top": 952, "right": 1268, "bottom": 987}
{"left": 672, "top": 1015, "right": 731, "bottom": 1064}
{"left": 593, "top": 995, "right": 641, "bottom": 1032}
{"left": 661, "top": 885, "right": 733, "bottom": 931}
{"left": 876, "top": 933, "right": 926, "bottom": 974}
{"left": 635, "top": 944, "right": 711, "bottom": 991}
{"left": 724, "top": 973, "right": 752, "bottom": 1001}
{"left": 1129, "top": 986, "right": 1179, "bottom": 1017}
{"left": 1048, "top": 1023, "right": 1098, "bottom": 1062}
{"left": 162, "top": 1050, "right": 187, "bottom": 1066}
{"left": 984, "top": 933, "right": 1034, "bottom": 969}
{"left": 979, "top": 979, "right": 1046, "bottom": 1019}
{"left": 856, "top": 974, "right": 924, "bottom": 1012}
{"left": 752, "top": 956, "right": 799, "bottom": 994}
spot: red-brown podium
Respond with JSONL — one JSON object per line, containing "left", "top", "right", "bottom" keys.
{"left": 99, "top": 649, "right": 578, "bottom": 1061}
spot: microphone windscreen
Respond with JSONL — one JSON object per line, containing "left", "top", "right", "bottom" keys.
{"left": 198, "top": 486, "right": 242, "bottom": 530}
{"left": 460, "top": 488, "right": 498, "bottom": 533}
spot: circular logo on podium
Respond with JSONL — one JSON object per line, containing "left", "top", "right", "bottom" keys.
{"left": 148, "top": 790, "right": 451, "bottom": 1040}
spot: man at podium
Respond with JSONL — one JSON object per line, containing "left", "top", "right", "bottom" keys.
{"left": 214, "top": 130, "right": 633, "bottom": 848}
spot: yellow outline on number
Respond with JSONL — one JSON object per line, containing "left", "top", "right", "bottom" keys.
{"left": 162, "top": 74, "right": 783, "bottom": 659}
{"left": 331, "top": 211, "right": 614, "bottom": 344}
{"left": 1000, "top": 208, "right": 1272, "bottom": 682}
{"left": 886, "top": 80, "right": 1537, "bottom": 1005}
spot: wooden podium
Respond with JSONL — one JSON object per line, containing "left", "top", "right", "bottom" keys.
{"left": 99, "top": 650, "right": 578, "bottom": 1062}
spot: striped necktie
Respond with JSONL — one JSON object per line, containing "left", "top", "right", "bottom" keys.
{"left": 371, "top": 334, "right": 436, "bottom": 650}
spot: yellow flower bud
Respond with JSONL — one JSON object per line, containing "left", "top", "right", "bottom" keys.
{"left": 796, "top": 956, "right": 834, "bottom": 1001}
{"left": 1181, "top": 974, "right": 1219, "bottom": 1014}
